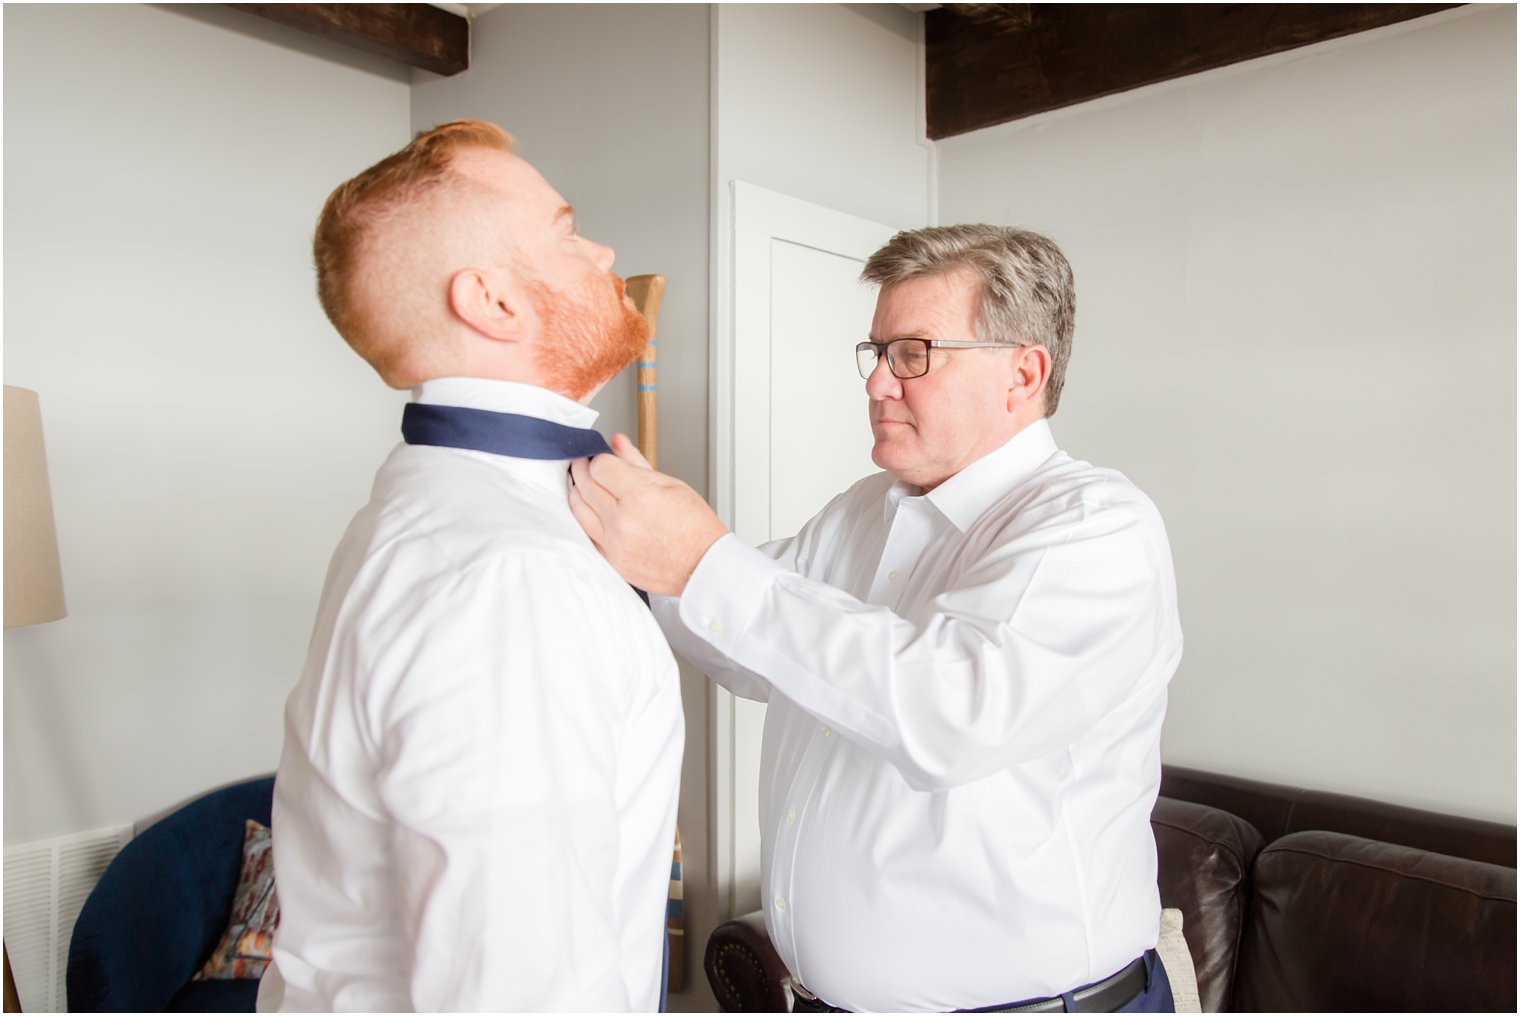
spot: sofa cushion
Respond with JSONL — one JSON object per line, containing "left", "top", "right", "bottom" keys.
{"left": 1150, "top": 796, "right": 1263, "bottom": 1013}
{"left": 1235, "top": 830, "right": 1518, "bottom": 1012}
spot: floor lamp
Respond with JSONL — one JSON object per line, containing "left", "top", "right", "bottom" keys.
{"left": 4, "top": 385, "right": 69, "bottom": 1013}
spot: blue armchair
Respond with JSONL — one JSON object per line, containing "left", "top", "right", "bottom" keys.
{"left": 67, "top": 775, "right": 274, "bottom": 1012}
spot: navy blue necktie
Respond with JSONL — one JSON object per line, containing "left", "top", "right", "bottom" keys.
{"left": 401, "top": 402, "right": 611, "bottom": 460}
{"left": 401, "top": 401, "right": 649, "bottom": 609}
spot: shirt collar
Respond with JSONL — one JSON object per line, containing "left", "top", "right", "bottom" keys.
{"left": 409, "top": 378, "right": 599, "bottom": 491}
{"left": 411, "top": 377, "right": 600, "bottom": 431}
{"left": 884, "top": 418, "right": 1060, "bottom": 532}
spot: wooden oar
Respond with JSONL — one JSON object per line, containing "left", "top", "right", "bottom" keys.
{"left": 621, "top": 272, "right": 683, "bottom": 992}
{"left": 624, "top": 274, "right": 665, "bottom": 469}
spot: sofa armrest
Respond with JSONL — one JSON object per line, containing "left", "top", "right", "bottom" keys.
{"left": 704, "top": 910, "right": 791, "bottom": 1013}
{"left": 1151, "top": 796, "right": 1263, "bottom": 1013}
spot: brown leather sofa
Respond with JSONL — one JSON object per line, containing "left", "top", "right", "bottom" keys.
{"left": 704, "top": 765, "right": 1517, "bottom": 1012}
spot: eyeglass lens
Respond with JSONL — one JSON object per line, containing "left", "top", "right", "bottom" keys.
{"left": 855, "top": 339, "right": 930, "bottom": 380}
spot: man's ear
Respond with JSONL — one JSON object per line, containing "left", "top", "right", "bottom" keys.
{"left": 1008, "top": 344, "right": 1052, "bottom": 412}
{"left": 449, "top": 267, "right": 533, "bottom": 343}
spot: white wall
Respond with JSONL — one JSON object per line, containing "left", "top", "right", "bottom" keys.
{"left": 3, "top": 4, "right": 411, "bottom": 844}
{"left": 409, "top": 5, "right": 718, "bottom": 1006}
{"left": 713, "top": 3, "right": 932, "bottom": 231}
{"left": 936, "top": 7, "right": 1516, "bottom": 821}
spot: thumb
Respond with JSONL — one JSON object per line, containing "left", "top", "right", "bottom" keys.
{"left": 609, "top": 433, "right": 653, "bottom": 469}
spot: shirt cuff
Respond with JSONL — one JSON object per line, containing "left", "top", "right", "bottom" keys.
{"left": 679, "top": 533, "right": 782, "bottom": 653}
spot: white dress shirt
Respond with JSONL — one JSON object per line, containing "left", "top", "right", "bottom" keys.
{"left": 264, "top": 378, "right": 683, "bottom": 1012}
{"left": 655, "top": 418, "right": 1181, "bottom": 1013}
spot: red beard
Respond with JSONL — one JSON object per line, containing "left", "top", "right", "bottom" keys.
{"left": 531, "top": 272, "right": 650, "bottom": 401}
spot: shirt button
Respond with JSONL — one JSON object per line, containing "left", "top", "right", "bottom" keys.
{"left": 774, "top": 896, "right": 788, "bottom": 911}
{"left": 821, "top": 726, "right": 832, "bottom": 737}
{"left": 888, "top": 570, "right": 900, "bottom": 582}
{"left": 708, "top": 618, "right": 723, "bottom": 634}
{"left": 786, "top": 809, "right": 797, "bottom": 825}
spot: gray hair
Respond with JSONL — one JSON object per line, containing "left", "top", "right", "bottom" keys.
{"left": 860, "top": 224, "right": 1076, "bottom": 416}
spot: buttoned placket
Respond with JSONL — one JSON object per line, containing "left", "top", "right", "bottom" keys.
{"left": 765, "top": 491, "right": 948, "bottom": 985}
{"left": 867, "top": 495, "right": 936, "bottom": 609}
{"left": 765, "top": 699, "right": 838, "bottom": 971}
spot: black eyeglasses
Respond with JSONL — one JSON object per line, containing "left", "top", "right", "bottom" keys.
{"left": 855, "top": 338, "right": 1016, "bottom": 380}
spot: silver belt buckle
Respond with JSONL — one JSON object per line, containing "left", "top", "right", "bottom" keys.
{"left": 789, "top": 977, "right": 818, "bottom": 1002}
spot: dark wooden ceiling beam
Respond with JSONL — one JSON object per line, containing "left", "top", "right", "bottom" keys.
{"left": 228, "top": 3, "right": 469, "bottom": 76}
{"left": 926, "top": 4, "right": 1461, "bottom": 139}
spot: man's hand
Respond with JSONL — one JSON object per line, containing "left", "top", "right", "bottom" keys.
{"left": 569, "top": 434, "right": 729, "bottom": 597}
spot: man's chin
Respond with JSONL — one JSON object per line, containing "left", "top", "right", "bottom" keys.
{"left": 532, "top": 279, "right": 651, "bottom": 400}
{"left": 872, "top": 439, "right": 927, "bottom": 477}
{"left": 574, "top": 378, "right": 609, "bottom": 406}
{"left": 565, "top": 311, "right": 649, "bottom": 400}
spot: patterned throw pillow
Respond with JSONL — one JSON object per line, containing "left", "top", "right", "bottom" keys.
{"left": 194, "top": 819, "right": 280, "bottom": 981}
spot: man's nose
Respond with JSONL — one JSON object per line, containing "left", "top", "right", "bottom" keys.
{"left": 864, "top": 353, "right": 901, "bottom": 399}
{"left": 589, "top": 239, "right": 615, "bottom": 273}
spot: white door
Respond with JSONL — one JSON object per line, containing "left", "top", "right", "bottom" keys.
{"left": 709, "top": 181, "right": 896, "bottom": 920}
{"left": 765, "top": 243, "right": 880, "bottom": 535}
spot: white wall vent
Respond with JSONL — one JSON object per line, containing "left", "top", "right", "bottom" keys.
{"left": 4, "top": 825, "right": 132, "bottom": 1013}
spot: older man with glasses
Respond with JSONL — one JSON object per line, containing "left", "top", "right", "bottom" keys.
{"left": 571, "top": 224, "right": 1183, "bottom": 1013}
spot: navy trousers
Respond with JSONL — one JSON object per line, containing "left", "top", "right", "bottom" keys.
{"left": 988, "top": 950, "right": 1174, "bottom": 1013}
{"left": 1112, "top": 951, "right": 1173, "bottom": 1013}
{"left": 659, "top": 926, "right": 669, "bottom": 1012}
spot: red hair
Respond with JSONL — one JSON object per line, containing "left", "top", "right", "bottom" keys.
{"left": 312, "top": 120, "right": 514, "bottom": 375}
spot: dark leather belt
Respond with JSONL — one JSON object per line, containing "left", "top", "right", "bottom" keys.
{"left": 791, "top": 955, "right": 1149, "bottom": 1014}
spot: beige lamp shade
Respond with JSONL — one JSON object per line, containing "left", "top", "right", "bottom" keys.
{"left": 5, "top": 385, "right": 67, "bottom": 628}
